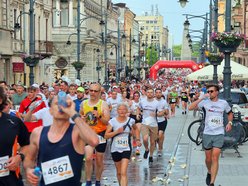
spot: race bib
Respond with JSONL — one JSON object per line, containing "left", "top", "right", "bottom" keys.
{"left": 0, "top": 156, "right": 9, "bottom": 177}
{"left": 208, "top": 116, "right": 222, "bottom": 127}
{"left": 41, "top": 156, "right": 74, "bottom": 185}
{"left": 144, "top": 116, "right": 156, "bottom": 125}
{"left": 114, "top": 136, "right": 129, "bottom": 149}
{"left": 98, "top": 135, "right": 107, "bottom": 144}
{"left": 112, "top": 103, "right": 117, "bottom": 109}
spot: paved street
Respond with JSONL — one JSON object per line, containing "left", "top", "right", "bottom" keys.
{"left": 81, "top": 108, "right": 248, "bottom": 186}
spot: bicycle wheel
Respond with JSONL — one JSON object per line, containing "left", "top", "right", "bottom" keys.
{"left": 238, "top": 125, "right": 247, "bottom": 144}
{"left": 188, "top": 119, "right": 203, "bottom": 145}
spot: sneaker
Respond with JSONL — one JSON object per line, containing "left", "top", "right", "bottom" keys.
{"left": 209, "top": 184, "right": 214, "bottom": 186}
{"left": 85, "top": 181, "right": 92, "bottom": 186}
{"left": 185, "top": 111, "right": 187, "bottom": 114}
{"left": 157, "top": 150, "right": 162, "bottom": 157}
{"left": 182, "top": 111, "right": 184, "bottom": 115}
{"left": 206, "top": 173, "right": 211, "bottom": 185}
{"left": 95, "top": 181, "right": 101, "bottom": 186}
{"left": 143, "top": 150, "right": 149, "bottom": 159}
{"left": 136, "top": 149, "right": 140, "bottom": 156}
{"left": 149, "top": 156, "right": 153, "bottom": 163}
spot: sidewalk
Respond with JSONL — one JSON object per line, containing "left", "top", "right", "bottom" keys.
{"left": 185, "top": 112, "right": 248, "bottom": 186}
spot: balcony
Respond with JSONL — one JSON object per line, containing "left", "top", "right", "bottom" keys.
{"left": 35, "top": 40, "right": 53, "bottom": 58}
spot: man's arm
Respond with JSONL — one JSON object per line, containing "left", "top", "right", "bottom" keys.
{"left": 24, "top": 127, "right": 42, "bottom": 186}
{"left": 61, "top": 99, "right": 99, "bottom": 147}
{"left": 99, "top": 101, "right": 110, "bottom": 125}
{"left": 188, "top": 97, "right": 204, "bottom": 111}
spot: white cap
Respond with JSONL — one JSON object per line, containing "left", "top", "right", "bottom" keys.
{"left": 32, "top": 83, "right": 39, "bottom": 89}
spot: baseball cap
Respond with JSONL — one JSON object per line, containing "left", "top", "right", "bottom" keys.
{"left": 32, "top": 83, "right": 39, "bottom": 89}
{"left": 113, "top": 86, "right": 118, "bottom": 89}
{"left": 16, "top": 83, "right": 25, "bottom": 88}
{"left": 77, "top": 87, "right": 85, "bottom": 92}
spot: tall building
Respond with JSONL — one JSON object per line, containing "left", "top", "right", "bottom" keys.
{"left": 135, "top": 5, "right": 168, "bottom": 60}
{"left": 0, "top": 0, "right": 53, "bottom": 85}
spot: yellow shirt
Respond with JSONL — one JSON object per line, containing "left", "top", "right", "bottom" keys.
{"left": 82, "top": 99, "right": 106, "bottom": 134}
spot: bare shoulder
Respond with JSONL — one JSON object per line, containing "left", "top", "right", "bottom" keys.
{"left": 30, "top": 126, "right": 43, "bottom": 145}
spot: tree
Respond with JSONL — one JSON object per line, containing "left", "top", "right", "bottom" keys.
{"left": 172, "top": 45, "right": 181, "bottom": 58}
{"left": 146, "top": 45, "right": 159, "bottom": 66}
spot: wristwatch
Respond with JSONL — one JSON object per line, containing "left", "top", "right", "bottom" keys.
{"left": 18, "top": 153, "right": 25, "bottom": 161}
{"left": 71, "top": 113, "right": 81, "bottom": 121}
{"left": 228, "top": 121, "right": 233, "bottom": 126}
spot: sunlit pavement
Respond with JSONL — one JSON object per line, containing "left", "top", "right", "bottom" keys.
{"left": 81, "top": 108, "right": 248, "bottom": 186}
{"left": 22, "top": 107, "right": 248, "bottom": 186}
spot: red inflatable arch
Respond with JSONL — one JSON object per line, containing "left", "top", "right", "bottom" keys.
{"left": 149, "top": 60, "right": 200, "bottom": 80}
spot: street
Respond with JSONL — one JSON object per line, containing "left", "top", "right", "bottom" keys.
{"left": 83, "top": 108, "right": 248, "bottom": 186}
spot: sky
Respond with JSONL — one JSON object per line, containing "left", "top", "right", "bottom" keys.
{"left": 112, "top": 0, "right": 210, "bottom": 45}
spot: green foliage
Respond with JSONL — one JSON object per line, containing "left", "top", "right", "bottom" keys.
{"left": 172, "top": 45, "right": 181, "bottom": 57}
{"left": 146, "top": 45, "right": 159, "bottom": 66}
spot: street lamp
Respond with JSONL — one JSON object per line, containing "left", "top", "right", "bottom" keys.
{"left": 132, "top": 33, "right": 142, "bottom": 80}
{"left": 96, "top": 48, "right": 101, "bottom": 83}
{"left": 179, "top": 0, "right": 189, "bottom": 8}
{"left": 14, "top": 0, "right": 36, "bottom": 86}
{"left": 66, "top": 0, "right": 105, "bottom": 80}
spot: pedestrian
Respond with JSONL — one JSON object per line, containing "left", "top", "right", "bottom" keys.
{"left": 11, "top": 83, "right": 27, "bottom": 110}
{"left": 74, "top": 86, "right": 87, "bottom": 113}
{"left": 137, "top": 87, "right": 163, "bottom": 163}
{"left": 181, "top": 86, "right": 189, "bottom": 114}
{"left": 155, "top": 88, "right": 169, "bottom": 156}
{"left": 104, "top": 103, "right": 141, "bottom": 186}
{"left": 168, "top": 86, "right": 178, "bottom": 117}
{"left": 24, "top": 96, "right": 99, "bottom": 186}
{"left": 0, "top": 86, "right": 30, "bottom": 186}
{"left": 189, "top": 84, "right": 233, "bottom": 186}
{"left": 79, "top": 83, "right": 110, "bottom": 186}
{"left": 18, "top": 86, "right": 47, "bottom": 134}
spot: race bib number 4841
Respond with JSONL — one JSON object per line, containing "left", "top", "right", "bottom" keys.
{"left": 41, "top": 156, "right": 74, "bottom": 185}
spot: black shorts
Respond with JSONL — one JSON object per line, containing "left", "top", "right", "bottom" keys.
{"left": 130, "top": 114, "right": 142, "bottom": 123}
{"left": 0, "top": 173, "right": 24, "bottom": 186}
{"left": 181, "top": 97, "right": 188, "bottom": 102}
{"left": 111, "top": 151, "right": 132, "bottom": 162}
{"left": 95, "top": 131, "right": 107, "bottom": 153}
{"left": 158, "top": 120, "right": 167, "bottom": 132}
{"left": 189, "top": 93, "right": 195, "bottom": 98}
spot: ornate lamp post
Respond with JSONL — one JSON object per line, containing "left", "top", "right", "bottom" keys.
{"left": 178, "top": 0, "right": 189, "bottom": 8}
{"left": 15, "top": 0, "right": 36, "bottom": 86}
{"left": 206, "top": 52, "right": 224, "bottom": 84}
{"left": 96, "top": 48, "right": 101, "bottom": 82}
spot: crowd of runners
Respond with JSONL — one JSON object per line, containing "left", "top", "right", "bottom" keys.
{"left": 0, "top": 70, "right": 247, "bottom": 186}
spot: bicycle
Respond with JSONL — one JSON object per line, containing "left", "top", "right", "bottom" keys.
{"left": 187, "top": 119, "right": 205, "bottom": 146}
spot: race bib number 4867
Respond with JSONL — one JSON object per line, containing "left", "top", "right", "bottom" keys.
{"left": 41, "top": 156, "right": 74, "bottom": 185}
{"left": 0, "top": 156, "right": 9, "bottom": 177}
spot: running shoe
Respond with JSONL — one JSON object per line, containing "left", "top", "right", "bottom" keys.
{"left": 136, "top": 148, "right": 140, "bottom": 156}
{"left": 206, "top": 173, "right": 211, "bottom": 185}
{"left": 143, "top": 150, "right": 149, "bottom": 159}
{"left": 157, "top": 150, "right": 162, "bottom": 157}
{"left": 209, "top": 184, "right": 214, "bottom": 186}
{"left": 149, "top": 156, "right": 153, "bottom": 163}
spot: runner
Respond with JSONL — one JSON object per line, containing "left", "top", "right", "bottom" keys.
{"left": 168, "top": 86, "right": 178, "bottom": 117}
{"left": 80, "top": 83, "right": 110, "bottom": 186}
{"left": 181, "top": 86, "right": 189, "bottom": 115}
{"left": 104, "top": 103, "right": 141, "bottom": 186}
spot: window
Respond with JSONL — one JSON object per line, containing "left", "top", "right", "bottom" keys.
{"left": 61, "top": 1, "right": 69, "bottom": 26}
{"left": 146, "top": 20, "right": 149, "bottom": 24}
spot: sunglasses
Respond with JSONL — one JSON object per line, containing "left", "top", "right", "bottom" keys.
{"left": 207, "top": 90, "right": 215, "bottom": 93}
{"left": 89, "top": 89, "right": 99, "bottom": 93}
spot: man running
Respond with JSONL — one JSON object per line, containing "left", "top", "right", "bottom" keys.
{"left": 189, "top": 84, "right": 233, "bottom": 186}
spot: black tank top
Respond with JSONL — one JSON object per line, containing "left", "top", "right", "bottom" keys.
{"left": 37, "top": 124, "right": 83, "bottom": 186}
